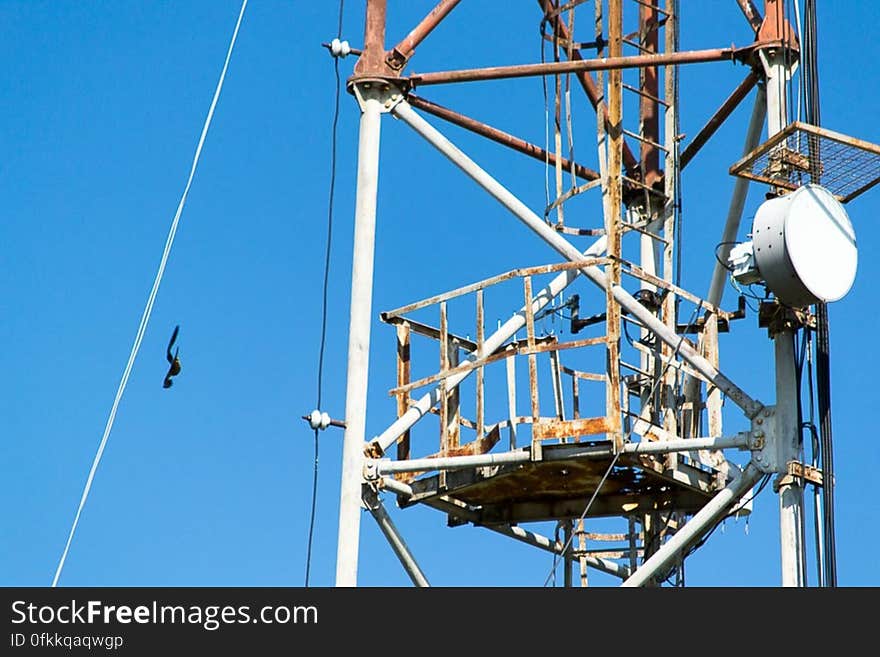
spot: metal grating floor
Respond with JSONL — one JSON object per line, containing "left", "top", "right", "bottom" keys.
{"left": 729, "top": 121, "right": 880, "bottom": 203}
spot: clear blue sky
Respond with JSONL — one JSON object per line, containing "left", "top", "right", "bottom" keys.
{"left": 2, "top": 1, "right": 878, "bottom": 587}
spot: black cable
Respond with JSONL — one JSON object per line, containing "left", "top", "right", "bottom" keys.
{"left": 305, "top": 0, "right": 344, "bottom": 589}
{"left": 801, "top": 0, "right": 836, "bottom": 587}
{"left": 713, "top": 241, "right": 740, "bottom": 272}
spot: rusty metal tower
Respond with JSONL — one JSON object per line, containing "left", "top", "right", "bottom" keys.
{"left": 323, "top": 0, "right": 880, "bottom": 586}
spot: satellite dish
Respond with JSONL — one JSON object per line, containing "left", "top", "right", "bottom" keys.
{"left": 752, "top": 184, "right": 857, "bottom": 308}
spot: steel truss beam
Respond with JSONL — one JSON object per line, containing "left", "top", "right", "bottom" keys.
{"left": 391, "top": 100, "right": 764, "bottom": 420}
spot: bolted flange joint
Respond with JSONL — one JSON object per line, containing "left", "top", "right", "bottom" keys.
{"left": 350, "top": 80, "right": 406, "bottom": 114}
{"left": 749, "top": 405, "right": 781, "bottom": 473}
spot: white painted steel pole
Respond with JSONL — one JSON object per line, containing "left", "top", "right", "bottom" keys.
{"left": 776, "top": 330, "right": 806, "bottom": 586}
{"left": 623, "top": 434, "right": 749, "bottom": 455}
{"left": 376, "top": 449, "right": 531, "bottom": 475}
{"left": 371, "top": 236, "right": 608, "bottom": 455}
{"left": 365, "top": 491, "right": 430, "bottom": 587}
{"left": 762, "top": 47, "right": 806, "bottom": 587}
{"left": 393, "top": 100, "right": 764, "bottom": 420}
{"left": 335, "top": 94, "right": 383, "bottom": 587}
{"left": 622, "top": 462, "right": 764, "bottom": 587}
{"left": 707, "top": 87, "right": 767, "bottom": 307}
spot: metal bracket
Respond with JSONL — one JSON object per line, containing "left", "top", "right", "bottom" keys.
{"left": 363, "top": 458, "right": 382, "bottom": 482}
{"left": 750, "top": 405, "right": 779, "bottom": 473}
{"left": 351, "top": 80, "right": 405, "bottom": 114}
{"left": 759, "top": 301, "right": 815, "bottom": 335}
{"left": 361, "top": 481, "right": 382, "bottom": 512}
{"left": 774, "top": 461, "right": 825, "bottom": 490}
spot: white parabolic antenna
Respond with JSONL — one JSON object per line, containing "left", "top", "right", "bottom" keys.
{"left": 752, "top": 183, "right": 858, "bottom": 307}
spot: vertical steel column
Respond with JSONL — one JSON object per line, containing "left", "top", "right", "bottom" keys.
{"left": 774, "top": 330, "right": 805, "bottom": 586}
{"left": 335, "top": 87, "right": 383, "bottom": 587}
{"left": 660, "top": 0, "right": 679, "bottom": 440}
{"left": 606, "top": 0, "right": 624, "bottom": 451}
{"left": 636, "top": 0, "right": 664, "bottom": 458}
{"left": 760, "top": 0, "right": 805, "bottom": 586}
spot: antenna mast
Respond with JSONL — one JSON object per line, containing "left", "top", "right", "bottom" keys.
{"left": 330, "top": 0, "right": 878, "bottom": 586}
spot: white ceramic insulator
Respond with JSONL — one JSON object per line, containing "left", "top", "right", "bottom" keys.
{"left": 330, "top": 38, "right": 351, "bottom": 58}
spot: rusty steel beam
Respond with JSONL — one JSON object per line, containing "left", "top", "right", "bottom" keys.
{"left": 538, "top": 0, "right": 640, "bottom": 179}
{"left": 532, "top": 417, "right": 611, "bottom": 440}
{"left": 407, "top": 94, "right": 599, "bottom": 181}
{"left": 352, "top": 0, "right": 395, "bottom": 79}
{"left": 387, "top": 0, "right": 462, "bottom": 70}
{"left": 606, "top": 0, "right": 623, "bottom": 452}
{"left": 411, "top": 48, "right": 737, "bottom": 86}
{"left": 681, "top": 69, "right": 760, "bottom": 169}
{"left": 736, "top": 0, "right": 764, "bottom": 33}
{"left": 639, "top": 0, "right": 662, "bottom": 188}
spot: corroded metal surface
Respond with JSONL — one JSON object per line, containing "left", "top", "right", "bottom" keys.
{"left": 403, "top": 443, "right": 720, "bottom": 524}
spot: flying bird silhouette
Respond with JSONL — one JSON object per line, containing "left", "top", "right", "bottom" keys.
{"left": 163, "top": 325, "right": 182, "bottom": 389}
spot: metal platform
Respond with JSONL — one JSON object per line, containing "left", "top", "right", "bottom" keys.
{"left": 729, "top": 121, "right": 880, "bottom": 202}
{"left": 401, "top": 441, "right": 724, "bottom": 525}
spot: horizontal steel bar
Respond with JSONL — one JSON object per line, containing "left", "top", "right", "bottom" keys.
{"left": 379, "top": 477, "right": 414, "bottom": 498}
{"left": 623, "top": 434, "right": 750, "bottom": 455}
{"left": 388, "top": 335, "right": 605, "bottom": 397}
{"left": 372, "top": 433, "right": 750, "bottom": 475}
{"left": 384, "top": 258, "right": 607, "bottom": 318}
{"left": 375, "top": 450, "right": 530, "bottom": 474}
{"left": 411, "top": 48, "right": 736, "bottom": 86}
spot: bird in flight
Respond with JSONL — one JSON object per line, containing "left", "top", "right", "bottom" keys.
{"left": 163, "top": 325, "right": 182, "bottom": 389}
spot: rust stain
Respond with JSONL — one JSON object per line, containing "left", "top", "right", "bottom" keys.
{"left": 533, "top": 416, "right": 611, "bottom": 440}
